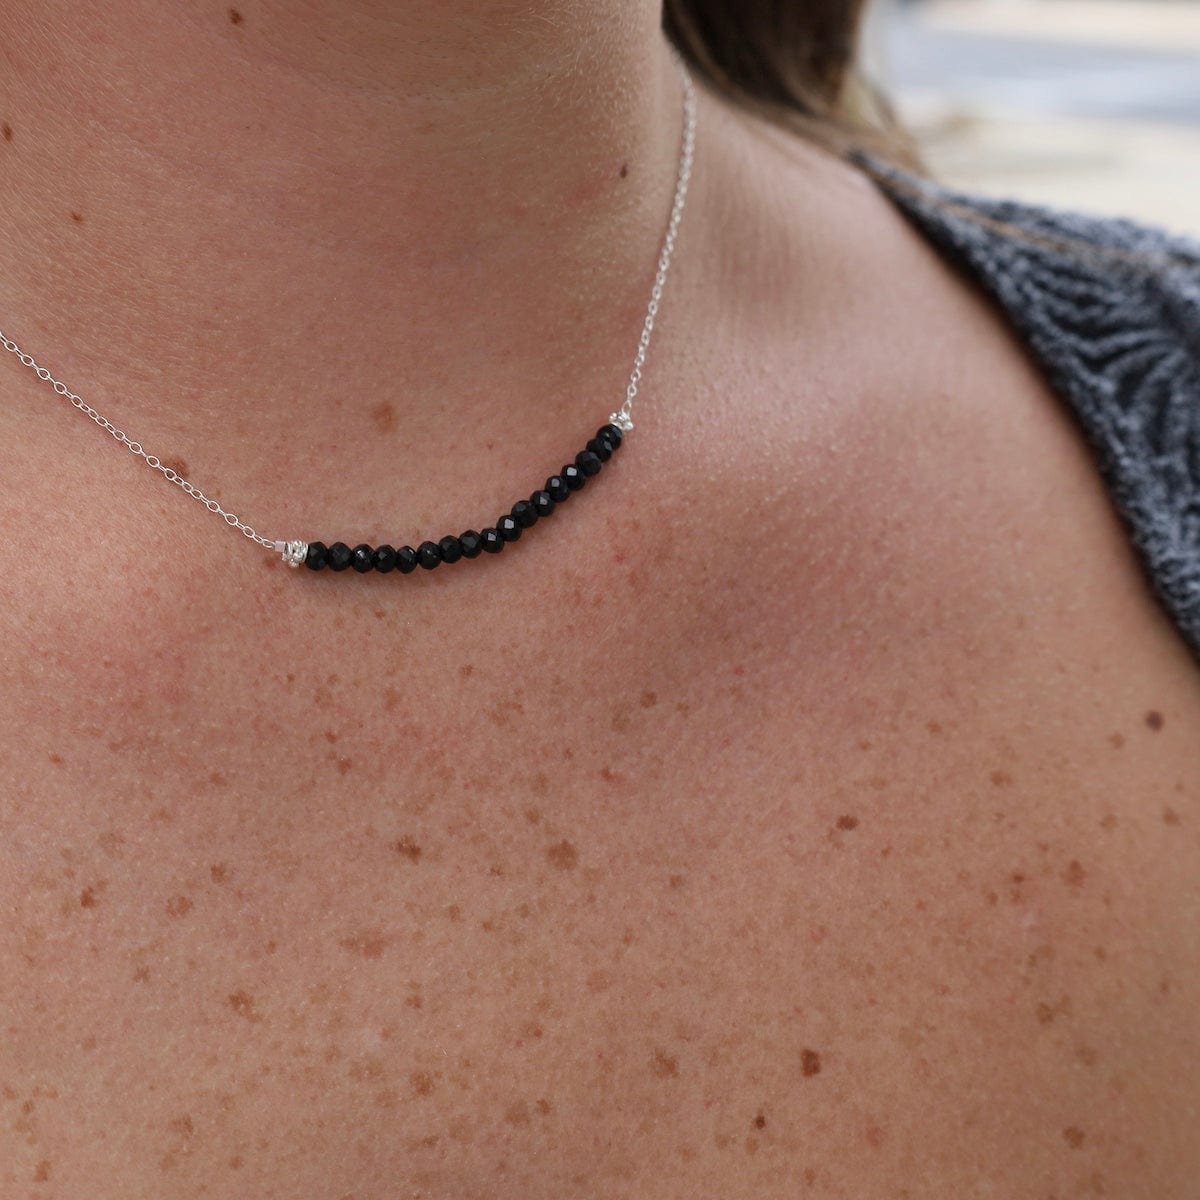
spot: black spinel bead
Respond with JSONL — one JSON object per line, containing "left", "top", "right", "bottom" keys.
{"left": 531, "top": 489, "right": 555, "bottom": 518}
{"left": 545, "top": 474, "right": 570, "bottom": 502}
{"left": 511, "top": 498, "right": 538, "bottom": 529}
{"left": 599, "top": 422, "right": 623, "bottom": 448}
{"left": 396, "top": 545, "right": 418, "bottom": 574}
{"left": 459, "top": 530, "right": 483, "bottom": 559}
{"left": 586, "top": 436, "right": 613, "bottom": 462}
{"left": 417, "top": 541, "right": 442, "bottom": 569}
{"left": 351, "top": 543, "right": 375, "bottom": 573}
{"left": 562, "top": 463, "right": 585, "bottom": 491}
{"left": 305, "top": 541, "right": 328, "bottom": 570}
{"left": 480, "top": 528, "right": 504, "bottom": 553}
{"left": 438, "top": 535, "right": 463, "bottom": 564}
{"left": 576, "top": 449, "right": 602, "bottom": 477}
{"left": 327, "top": 542, "right": 353, "bottom": 571}
{"left": 497, "top": 514, "right": 522, "bottom": 542}
{"left": 372, "top": 544, "right": 397, "bottom": 573}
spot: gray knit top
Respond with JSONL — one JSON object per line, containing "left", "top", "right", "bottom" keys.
{"left": 851, "top": 150, "right": 1200, "bottom": 668}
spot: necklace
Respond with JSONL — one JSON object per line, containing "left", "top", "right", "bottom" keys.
{"left": 0, "top": 54, "right": 697, "bottom": 576}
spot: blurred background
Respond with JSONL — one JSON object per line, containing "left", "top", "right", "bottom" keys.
{"left": 865, "top": 0, "right": 1200, "bottom": 235}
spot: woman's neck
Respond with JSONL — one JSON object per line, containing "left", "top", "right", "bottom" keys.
{"left": 0, "top": 1, "right": 690, "bottom": 446}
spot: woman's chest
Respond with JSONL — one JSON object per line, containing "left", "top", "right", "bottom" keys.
{"left": 3, "top": 549, "right": 1198, "bottom": 1200}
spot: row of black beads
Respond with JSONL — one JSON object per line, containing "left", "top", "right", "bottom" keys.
{"left": 302, "top": 423, "right": 623, "bottom": 573}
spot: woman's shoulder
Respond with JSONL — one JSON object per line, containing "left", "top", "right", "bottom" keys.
{"left": 848, "top": 148, "right": 1200, "bottom": 667}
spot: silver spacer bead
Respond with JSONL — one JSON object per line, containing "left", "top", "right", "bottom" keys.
{"left": 608, "top": 411, "right": 634, "bottom": 432}
{"left": 278, "top": 539, "right": 308, "bottom": 568}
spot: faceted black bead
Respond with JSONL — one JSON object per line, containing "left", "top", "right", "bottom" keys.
{"left": 511, "top": 498, "right": 538, "bottom": 529}
{"left": 396, "top": 545, "right": 418, "bottom": 574}
{"left": 459, "top": 530, "right": 483, "bottom": 559}
{"left": 599, "top": 422, "right": 624, "bottom": 447}
{"left": 576, "top": 449, "right": 602, "bottom": 477}
{"left": 545, "top": 474, "right": 570, "bottom": 502}
{"left": 586, "top": 436, "right": 613, "bottom": 462}
{"left": 327, "top": 542, "right": 353, "bottom": 571}
{"left": 417, "top": 540, "right": 442, "bottom": 569}
{"left": 531, "top": 489, "right": 555, "bottom": 518}
{"left": 562, "top": 463, "right": 586, "bottom": 491}
{"left": 305, "top": 541, "right": 328, "bottom": 570}
{"left": 497, "top": 514, "right": 522, "bottom": 542}
{"left": 438, "top": 535, "right": 463, "bottom": 564}
{"left": 480, "top": 527, "right": 504, "bottom": 553}
{"left": 372, "top": 544, "right": 397, "bottom": 573}
{"left": 351, "top": 543, "right": 375, "bottom": 573}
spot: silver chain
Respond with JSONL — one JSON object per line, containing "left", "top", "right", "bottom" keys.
{"left": 0, "top": 51, "right": 697, "bottom": 560}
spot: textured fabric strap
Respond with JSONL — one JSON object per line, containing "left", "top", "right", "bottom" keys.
{"left": 851, "top": 150, "right": 1200, "bottom": 668}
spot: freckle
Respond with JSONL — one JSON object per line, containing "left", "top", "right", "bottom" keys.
{"left": 504, "top": 1099, "right": 531, "bottom": 1125}
{"left": 1075, "top": 1043, "right": 1099, "bottom": 1067}
{"left": 1093, "top": 945, "right": 1107, "bottom": 961}
{"left": 926, "top": 720, "right": 941, "bottom": 734}
{"left": 410, "top": 1070, "right": 435, "bottom": 1097}
{"left": 1107, "top": 731, "right": 1124, "bottom": 749}
{"left": 33, "top": 1159, "right": 50, "bottom": 1182}
{"left": 652, "top": 1048, "right": 679, "bottom": 1078}
{"left": 990, "top": 769, "right": 1013, "bottom": 787}
{"left": 338, "top": 933, "right": 388, "bottom": 959}
{"left": 80, "top": 886, "right": 97, "bottom": 907}
{"left": 536, "top": 1097, "right": 551, "bottom": 1115}
{"left": 209, "top": 771, "right": 228, "bottom": 788}
{"left": 370, "top": 400, "right": 396, "bottom": 432}
{"left": 524, "top": 806, "right": 541, "bottom": 824}
{"left": 1063, "top": 1126, "right": 1085, "bottom": 1149}
{"left": 47, "top": 752, "right": 63, "bottom": 765}
{"left": 134, "top": 965, "right": 151, "bottom": 983}
{"left": 1158, "top": 976, "right": 1172, "bottom": 996}
{"left": 619, "top": 161, "right": 628, "bottom": 178}
{"left": 744, "top": 1135, "right": 758, "bottom": 1154}
{"left": 599, "top": 766, "right": 618, "bottom": 783}
{"left": 168, "top": 1114, "right": 194, "bottom": 1137}
{"left": 394, "top": 836, "right": 422, "bottom": 862}
{"left": 985, "top": 890, "right": 998, "bottom": 905}
{"left": 1099, "top": 813, "right": 1117, "bottom": 830}
{"left": 228, "top": 990, "right": 260, "bottom": 1020}
{"left": 2, "top": 123, "right": 12, "bottom": 142}
{"left": 675, "top": 700, "right": 691, "bottom": 716}
{"left": 1062, "top": 860, "right": 1086, "bottom": 888}
{"left": 324, "top": 729, "right": 339, "bottom": 743}
{"left": 166, "top": 895, "right": 193, "bottom": 917}
{"left": 1162, "top": 806, "right": 1181, "bottom": 826}
{"left": 668, "top": 873, "right": 685, "bottom": 888}
{"left": 1144, "top": 710, "right": 1164, "bottom": 730}
{"left": 865, "top": 1125, "right": 886, "bottom": 1148}
{"left": 228, "top": 8, "right": 243, "bottom": 24}
{"left": 69, "top": 210, "right": 83, "bottom": 223}
{"left": 333, "top": 754, "right": 352, "bottom": 773}
{"left": 546, "top": 839, "right": 578, "bottom": 869}
{"left": 611, "top": 710, "right": 631, "bottom": 733}
{"left": 210, "top": 864, "right": 228, "bottom": 884}
{"left": 836, "top": 814, "right": 859, "bottom": 830}
{"left": 587, "top": 968, "right": 612, "bottom": 992}
{"left": 800, "top": 1048, "right": 821, "bottom": 1077}
{"left": 640, "top": 690, "right": 657, "bottom": 708}
{"left": 446, "top": 903, "right": 462, "bottom": 922}
{"left": 753, "top": 1111, "right": 766, "bottom": 1129}
{"left": 804, "top": 1168, "right": 816, "bottom": 1185}
{"left": 1036, "top": 1002, "right": 1056, "bottom": 1025}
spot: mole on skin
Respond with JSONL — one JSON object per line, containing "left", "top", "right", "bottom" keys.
{"left": 2, "top": 123, "right": 12, "bottom": 142}
{"left": 1144, "top": 710, "right": 1164, "bottom": 730}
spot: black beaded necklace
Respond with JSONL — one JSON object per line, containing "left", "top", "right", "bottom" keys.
{"left": 1, "top": 55, "right": 696, "bottom": 579}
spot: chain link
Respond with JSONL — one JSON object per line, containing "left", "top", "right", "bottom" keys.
{"left": 617, "top": 53, "right": 697, "bottom": 429}
{"left": 0, "top": 50, "right": 697, "bottom": 557}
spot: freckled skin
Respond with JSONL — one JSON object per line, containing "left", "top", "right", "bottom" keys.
{"left": 228, "top": 8, "right": 243, "bottom": 23}
{"left": 1145, "top": 710, "right": 1165, "bottom": 730}
{"left": 2, "top": 122, "right": 12, "bottom": 142}
{"left": 836, "top": 814, "right": 859, "bottom": 830}
{"left": 801, "top": 1049, "right": 821, "bottom": 1077}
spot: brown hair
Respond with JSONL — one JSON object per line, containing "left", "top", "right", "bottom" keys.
{"left": 663, "top": 0, "right": 927, "bottom": 174}
{"left": 662, "top": 0, "right": 1196, "bottom": 273}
